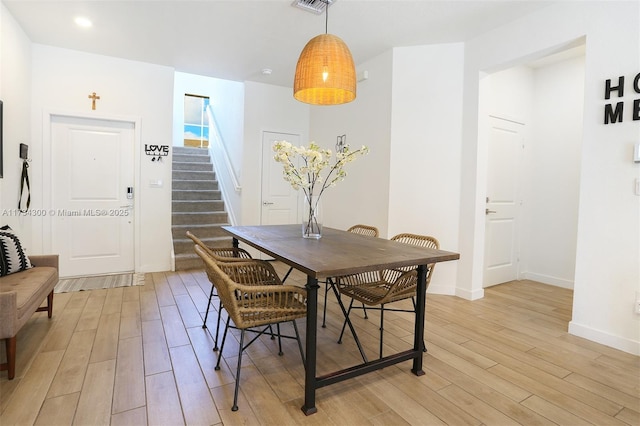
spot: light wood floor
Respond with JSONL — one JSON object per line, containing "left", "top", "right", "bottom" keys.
{"left": 1, "top": 263, "right": 638, "bottom": 425}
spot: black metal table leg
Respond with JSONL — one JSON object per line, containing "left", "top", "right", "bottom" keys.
{"left": 411, "top": 264, "right": 427, "bottom": 376}
{"left": 302, "top": 274, "right": 319, "bottom": 415}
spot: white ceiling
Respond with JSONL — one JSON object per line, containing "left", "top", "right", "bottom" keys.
{"left": 4, "top": 0, "right": 559, "bottom": 88}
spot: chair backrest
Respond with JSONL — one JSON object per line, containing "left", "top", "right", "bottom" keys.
{"left": 386, "top": 233, "right": 440, "bottom": 286}
{"left": 193, "top": 241, "right": 280, "bottom": 286}
{"left": 347, "top": 224, "right": 379, "bottom": 237}
{"left": 194, "top": 245, "right": 305, "bottom": 329}
{"left": 195, "top": 245, "right": 245, "bottom": 326}
{"left": 187, "top": 231, "right": 252, "bottom": 261}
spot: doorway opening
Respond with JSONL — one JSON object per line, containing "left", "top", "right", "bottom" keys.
{"left": 481, "top": 43, "right": 585, "bottom": 292}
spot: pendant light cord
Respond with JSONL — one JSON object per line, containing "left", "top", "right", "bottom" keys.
{"left": 325, "top": 0, "right": 329, "bottom": 34}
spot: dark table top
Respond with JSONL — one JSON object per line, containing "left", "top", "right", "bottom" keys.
{"left": 222, "top": 225, "right": 460, "bottom": 279}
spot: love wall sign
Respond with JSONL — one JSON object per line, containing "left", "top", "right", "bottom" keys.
{"left": 145, "top": 144, "right": 169, "bottom": 162}
{"left": 604, "top": 72, "right": 640, "bottom": 124}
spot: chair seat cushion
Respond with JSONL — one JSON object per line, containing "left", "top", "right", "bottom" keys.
{"left": 0, "top": 266, "right": 57, "bottom": 320}
{"left": 237, "top": 295, "right": 307, "bottom": 328}
{"left": 339, "top": 280, "right": 416, "bottom": 306}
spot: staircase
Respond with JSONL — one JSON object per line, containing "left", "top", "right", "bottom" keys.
{"left": 172, "top": 146, "right": 232, "bottom": 270}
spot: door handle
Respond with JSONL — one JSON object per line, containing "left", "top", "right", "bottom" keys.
{"left": 485, "top": 208, "right": 497, "bottom": 215}
{"left": 262, "top": 202, "right": 274, "bottom": 206}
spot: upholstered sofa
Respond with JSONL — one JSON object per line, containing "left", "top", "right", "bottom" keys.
{"left": 0, "top": 255, "right": 58, "bottom": 380}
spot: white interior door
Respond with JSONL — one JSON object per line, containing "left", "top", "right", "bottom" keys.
{"left": 483, "top": 116, "right": 524, "bottom": 287}
{"left": 261, "top": 131, "right": 300, "bottom": 225}
{"left": 51, "top": 115, "right": 135, "bottom": 277}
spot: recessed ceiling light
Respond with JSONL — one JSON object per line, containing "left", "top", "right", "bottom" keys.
{"left": 74, "top": 16, "right": 92, "bottom": 28}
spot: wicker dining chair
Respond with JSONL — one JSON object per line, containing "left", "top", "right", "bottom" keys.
{"left": 321, "top": 224, "right": 379, "bottom": 328}
{"left": 334, "top": 233, "right": 439, "bottom": 359}
{"left": 195, "top": 245, "right": 307, "bottom": 411}
{"left": 187, "top": 231, "right": 252, "bottom": 350}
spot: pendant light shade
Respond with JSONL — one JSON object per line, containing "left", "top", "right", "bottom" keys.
{"left": 293, "top": 33, "right": 356, "bottom": 105}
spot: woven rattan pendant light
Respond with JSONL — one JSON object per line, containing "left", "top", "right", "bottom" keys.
{"left": 293, "top": 1, "right": 356, "bottom": 105}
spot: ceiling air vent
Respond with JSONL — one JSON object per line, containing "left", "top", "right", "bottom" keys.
{"left": 292, "top": 0, "right": 335, "bottom": 15}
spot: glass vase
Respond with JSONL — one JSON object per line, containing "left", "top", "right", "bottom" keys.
{"left": 301, "top": 194, "right": 322, "bottom": 239}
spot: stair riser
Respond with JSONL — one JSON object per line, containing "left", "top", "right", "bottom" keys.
{"left": 174, "top": 241, "right": 198, "bottom": 255}
{"left": 172, "top": 200, "right": 224, "bottom": 212}
{"left": 172, "top": 190, "right": 221, "bottom": 201}
{"left": 174, "top": 256, "right": 205, "bottom": 271}
{"left": 173, "top": 180, "right": 219, "bottom": 191}
{"left": 172, "top": 171, "right": 216, "bottom": 181}
{"left": 172, "top": 212, "right": 228, "bottom": 225}
{"left": 171, "top": 225, "right": 229, "bottom": 239}
{"left": 173, "top": 154, "right": 210, "bottom": 163}
{"left": 173, "top": 162, "right": 212, "bottom": 171}
{"left": 174, "top": 147, "right": 208, "bottom": 155}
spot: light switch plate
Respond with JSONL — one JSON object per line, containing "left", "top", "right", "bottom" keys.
{"left": 634, "top": 143, "right": 640, "bottom": 162}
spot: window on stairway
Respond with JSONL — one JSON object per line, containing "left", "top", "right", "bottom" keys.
{"left": 184, "top": 94, "right": 210, "bottom": 148}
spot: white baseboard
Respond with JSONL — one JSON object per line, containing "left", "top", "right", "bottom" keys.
{"left": 427, "top": 284, "right": 456, "bottom": 296}
{"left": 569, "top": 321, "right": 640, "bottom": 355}
{"left": 455, "top": 287, "right": 484, "bottom": 301}
{"left": 140, "top": 260, "right": 173, "bottom": 273}
{"left": 520, "top": 271, "right": 574, "bottom": 289}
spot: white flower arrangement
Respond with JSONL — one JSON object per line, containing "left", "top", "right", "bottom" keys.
{"left": 273, "top": 140, "right": 369, "bottom": 237}
{"left": 273, "top": 141, "right": 369, "bottom": 198}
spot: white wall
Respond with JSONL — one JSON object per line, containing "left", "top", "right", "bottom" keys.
{"left": 524, "top": 56, "right": 584, "bottom": 288}
{"left": 242, "top": 81, "right": 310, "bottom": 225}
{"left": 389, "top": 43, "right": 464, "bottom": 296}
{"left": 30, "top": 45, "right": 175, "bottom": 273}
{"left": 487, "top": 66, "right": 534, "bottom": 122}
{"left": 461, "top": 1, "right": 640, "bottom": 354}
{"left": 310, "top": 50, "right": 394, "bottom": 237}
{"left": 571, "top": 2, "right": 639, "bottom": 353}
{"left": 0, "top": 3, "right": 33, "bottom": 246}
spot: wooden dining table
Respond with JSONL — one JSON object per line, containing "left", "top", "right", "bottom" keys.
{"left": 222, "top": 224, "right": 460, "bottom": 415}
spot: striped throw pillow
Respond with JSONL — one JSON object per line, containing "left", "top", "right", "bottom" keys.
{"left": 0, "top": 225, "right": 33, "bottom": 276}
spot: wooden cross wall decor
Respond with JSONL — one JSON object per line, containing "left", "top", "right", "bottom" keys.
{"left": 88, "top": 92, "right": 100, "bottom": 110}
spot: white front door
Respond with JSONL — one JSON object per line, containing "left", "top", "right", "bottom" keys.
{"left": 261, "top": 131, "right": 300, "bottom": 225}
{"left": 483, "top": 116, "right": 524, "bottom": 287}
{"left": 51, "top": 115, "right": 135, "bottom": 277}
